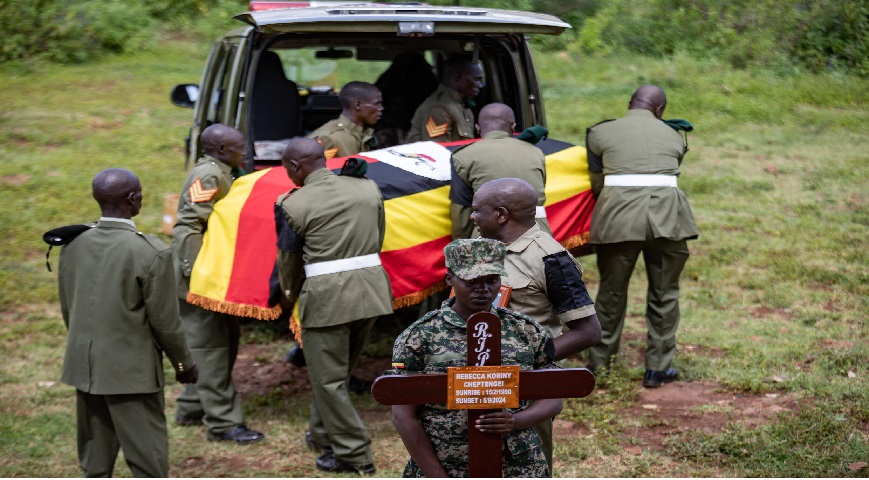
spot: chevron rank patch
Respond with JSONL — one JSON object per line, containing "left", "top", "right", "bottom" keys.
{"left": 425, "top": 116, "right": 449, "bottom": 138}
{"left": 391, "top": 362, "right": 405, "bottom": 370}
{"left": 188, "top": 177, "right": 218, "bottom": 203}
{"left": 323, "top": 147, "right": 339, "bottom": 160}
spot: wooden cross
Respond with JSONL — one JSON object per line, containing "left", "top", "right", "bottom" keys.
{"left": 372, "top": 311, "right": 596, "bottom": 477}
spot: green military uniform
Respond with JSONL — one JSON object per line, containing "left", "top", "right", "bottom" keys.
{"left": 171, "top": 156, "right": 244, "bottom": 435}
{"left": 389, "top": 298, "right": 555, "bottom": 478}
{"left": 585, "top": 109, "right": 699, "bottom": 372}
{"left": 406, "top": 84, "right": 474, "bottom": 143}
{"left": 449, "top": 130, "right": 551, "bottom": 239}
{"left": 307, "top": 114, "right": 376, "bottom": 159}
{"left": 58, "top": 218, "right": 194, "bottom": 477}
{"left": 500, "top": 223, "right": 596, "bottom": 468}
{"left": 276, "top": 168, "right": 393, "bottom": 467}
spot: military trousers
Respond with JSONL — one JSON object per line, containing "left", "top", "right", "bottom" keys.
{"left": 76, "top": 389, "right": 168, "bottom": 478}
{"left": 175, "top": 301, "right": 244, "bottom": 434}
{"left": 588, "top": 235, "right": 689, "bottom": 372}
{"left": 302, "top": 317, "right": 377, "bottom": 466}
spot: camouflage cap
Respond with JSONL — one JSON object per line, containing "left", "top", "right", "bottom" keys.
{"left": 444, "top": 238, "right": 506, "bottom": 281}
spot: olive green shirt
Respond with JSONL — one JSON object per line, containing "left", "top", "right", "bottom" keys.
{"left": 407, "top": 84, "right": 474, "bottom": 143}
{"left": 58, "top": 220, "right": 194, "bottom": 395}
{"left": 449, "top": 130, "right": 551, "bottom": 239}
{"left": 307, "top": 114, "right": 376, "bottom": 159}
{"left": 586, "top": 109, "right": 699, "bottom": 243}
{"left": 502, "top": 224, "right": 596, "bottom": 341}
{"left": 277, "top": 168, "right": 393, "bottom": 328}
{"left": 171, "top": 156, "right": 235, "bottom": 299}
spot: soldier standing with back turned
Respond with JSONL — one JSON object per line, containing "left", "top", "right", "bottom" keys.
{"left": 276, "top": 137, "right": 393, "bottom": 474}
{"left": 449, "top": 103, "right": 550, "bottom": 239}
{"left": 58, "top": 168, "right": 198, "bottom": 477}
{"left": 585, "top": 84, "right": 699, "bottom": 388}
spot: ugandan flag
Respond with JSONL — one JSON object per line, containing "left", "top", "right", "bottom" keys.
{"left": 186, "top": 138, "right": 594, "bottom": 321}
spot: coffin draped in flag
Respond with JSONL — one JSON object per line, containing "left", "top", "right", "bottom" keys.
{"left": 186, "top": 138, "right": 594, "bottom": 321}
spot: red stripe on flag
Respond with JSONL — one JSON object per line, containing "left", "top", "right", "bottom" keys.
{"left": 381, "top": 235, "right": 452, "bottom": 301}
{"left": 548, "top": 189, "right": 595, "bottom": 243}
{"left": 225, "top": 168, "right": 287, "bottom": 305}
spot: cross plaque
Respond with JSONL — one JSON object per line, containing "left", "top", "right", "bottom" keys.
{"left": 372, "top": 311, "right": 596, "bottom": 477}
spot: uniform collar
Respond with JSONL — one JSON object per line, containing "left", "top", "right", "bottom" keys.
{"left": 481, "top": 130, "right": 511, "bottom": 140}
{"left": 438, "top": 83, "right": 475, "bottom": 108}
{"left": 96, "top": 218, "right": 138, "bottom": 232}
{"left": 505, "top": 224, "right": 542, "bottom": 253}
{"left": 439, "top": 297, "right": 498, "bottom": 328}
{"left": 199, "top": 155, "right": 233, "bottom": 175}
{"left": 98, "top": 217, "right": 136, "bottom": 228}
{"left": 627, "top": 109, "right": 657, "bottom": 119}
{"left": 336, "top": 114, "right": 373, "bottom": 138}
{"left": 303, "top": 167, "right": 335, "bottom": 186}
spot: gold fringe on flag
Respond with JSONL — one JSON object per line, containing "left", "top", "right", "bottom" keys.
{"left": 560, "top": 232, "right": 590, "bottom": 251}
{"left": 186, "top": 292, "right": 283, "bottom": 320}
{"left": 392, "top": 281, "right": 448, "bottom": 309}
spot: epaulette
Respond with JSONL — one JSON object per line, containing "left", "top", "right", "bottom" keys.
{"left": 276, "top": 188, "right": 300, "bottom": 205}
{"left": 450, "top": 142, "right": 474, "bottom": 156}
{"left": 412, "top": 308, "right": 442, "bottom": 327}
{"left": 42, "top": 223, "right": 95, "bottom": 272}
{"left": 586, "top": 118, "right": 616, "bottom": 133}
{"left": 137, "top": 232, "right": 170, "bottom": 253}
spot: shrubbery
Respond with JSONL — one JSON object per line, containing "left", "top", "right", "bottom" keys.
{"left": 1, "top": 0, "right": 866, "bottom": 76}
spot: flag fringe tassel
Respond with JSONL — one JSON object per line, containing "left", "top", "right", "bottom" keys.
{"left": 186, "top": 292, "right": 283, "bottom": 321}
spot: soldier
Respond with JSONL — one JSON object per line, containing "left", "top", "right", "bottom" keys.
{"left": 585, "top": 84, "right": 699, "bottom": 387}
{"left": 406, "top": 53, "right": 484, "bottom": 143}
{"left": 389, "top": 238, "right": 561, "bottom": 478}
{"left": 472, "top": 177, "right": 601, "bottom": 469}
{"left": 57, "top": 168, "right": 198, "bottom": 477}
{"left": 307, "top": 81, "right": 383, "bottom": 159}
{"left": 450, "top": 103, "right": 550, "bottom": 239}
{"left": 172, "top": 124, "right": 265, "bottom": 443}
{"left": 276, "top": 138, "right": 393, "bottom": 474}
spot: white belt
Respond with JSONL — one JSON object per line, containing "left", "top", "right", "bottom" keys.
{"left": 304, "top": 253, "right": 382, "bottom": 277}
{"left": 604, "top": 174, "right": 677, "bottom": 187}
{"left": 535, "top": 206, "right": 547, "bottom": 218}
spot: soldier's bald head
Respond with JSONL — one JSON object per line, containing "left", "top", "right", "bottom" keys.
{"left": 92, "top": 169, "right": 139, "bottom": 206}
{"left": 282, "top": 137, "right": 326, "bottom": 167}
{"left": 477, "top": 103, "right": 515, "bottom": 136}
{"left": 629, "top": 84, "right": 667, "bottom": 117}
{"left": 92, "top": 168, "right": 142, "bottom": 218}
{"left": 477, "top": 178, "right": 537, "bottom": 224}
{"left": 281, "top": 137, "right": 327, "bottom": 185}
{"left": 201, "top": 124, "right": 245, "bottom": 167}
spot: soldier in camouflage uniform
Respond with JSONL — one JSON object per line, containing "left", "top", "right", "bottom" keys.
{"left": 307, "top": 81, "right": 382, "bottom": 159}
{"left": 389, "top": 238, "right": 561, "bottom": 478}
{"left": 406, "top": 54, "right": 483, "bottom": 143}
{"left": 172, "top": 124, "right": 264, "bottom": 444}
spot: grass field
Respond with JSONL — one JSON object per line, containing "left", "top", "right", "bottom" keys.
{"left": 0, "top": 33, "right": 867, "bottom": 477}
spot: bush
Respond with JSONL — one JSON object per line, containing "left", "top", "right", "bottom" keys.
{"left": 0, "top": 0, "right": 156, "bottom": 63}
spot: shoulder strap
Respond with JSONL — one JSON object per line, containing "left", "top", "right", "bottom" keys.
{"left": 42, "top": 224, "right": 94, "bottom": 272}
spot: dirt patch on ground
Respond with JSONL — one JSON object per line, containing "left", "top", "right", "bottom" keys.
{"left": 233, "top": 343, "right": 796, "bottom": 456}
{"left": 232, "top": 343, "right": 391, "bottom": 399}
{"left": 603, "top": 382, "right": 795, "bottom": 452}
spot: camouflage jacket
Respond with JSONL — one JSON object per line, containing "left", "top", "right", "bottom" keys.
{"left": 389, "top": 298, "right": 555, "bottom": 477}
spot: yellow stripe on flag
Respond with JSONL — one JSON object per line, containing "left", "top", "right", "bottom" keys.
{"left": 544, "top": 146, "right": 590, "bottom": 205}
{"left": 382, "top": 185, "right": 451, "bottom": 251}
{"left": 189, "top": 169, "right": 269, "bottom": 300}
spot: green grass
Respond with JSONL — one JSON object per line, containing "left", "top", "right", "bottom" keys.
{"left": 1, "top": 38, "right": 868, "bottom": 477}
